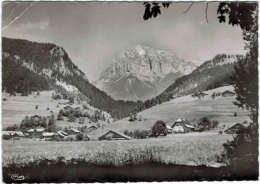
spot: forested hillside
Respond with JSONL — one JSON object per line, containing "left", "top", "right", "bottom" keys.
{"left": 2, "top": 37, "right": 138, "bottom": 118}
{"left": 133, "top": 54, "right": 244, "bottom": 112}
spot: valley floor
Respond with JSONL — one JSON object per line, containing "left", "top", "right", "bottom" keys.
{"left": 2, "top": 86, "right": 250, "bottom": 170}
{"left": 3, "top": 131, "right": 232, "bottom": 168}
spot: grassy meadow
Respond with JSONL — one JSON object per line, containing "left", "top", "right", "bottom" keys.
{"left": 2, "top": 86, "right": 249, "bottom": 169}
{"left": 3, "top": 132, "right": 233, "bottom": 167}
{"left": 88, "top": 86, "right": 249, "bottom": 139}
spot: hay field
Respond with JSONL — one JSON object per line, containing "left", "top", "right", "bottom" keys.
{"left": 3, "top": 132, "right": 232, "bottom": 167}
{"left": 2, "top": 91, "right": 60, "bottom": 128}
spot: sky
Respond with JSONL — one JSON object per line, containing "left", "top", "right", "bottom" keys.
{"left": 2, "top": 1, "right": 246, "bottom": 82}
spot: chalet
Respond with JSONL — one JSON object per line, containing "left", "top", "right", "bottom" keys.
{"left": 42, "top": 132, "right": 59, "bottom": 141}
{"left": 197, "top": 92, "right": 208, "bottom": 99}
{"left": 171, "top": 119, "right": 195, "bottom": 133}
{"left": 57, "top": 130, "right": 68, "bottom": 138}
{"left": 2, "top": 131, "right": 25, "bottom": 139}
{"left": 26, "top": 128, "right": 45, "bottom": 138}
{"left": 224, "top": 123, "right": 245, "bottom": 134}
{"left": 98, "top": 130, "right": 131, "bottom": 141}
{"left": 166, "top": 125, "right": 173, "bottom": 133}
{"left": 87, "top": 125, "right": 98, "bottom": 132}
{"left": 222, "top": 90, "right": 235, "bottom": 97}
{"left": 65, "top": 128, "right": 80, "bottom": 135}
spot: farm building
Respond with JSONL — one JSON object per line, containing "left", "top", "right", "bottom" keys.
{"left": 57, "top": 130, "right": 68, "bottom": 138}
{"left": 192, "top": 92, "right": 208, "bottom": 99}
{"left": 98, "top": 130, "right": 131, "bottom": 141}
{"left": 26, "top": 128, "right": 45, "bottom": 138}
{"left": 2, "top": 131, "right": 25, "bottom": 139}
{"left": 87, "top": 125, "right": 98, "bottom": 132}
{"left": 42, "top": 132, "right": 59, "bottom": 141}
{"left": 166, "top": 125, "right": 173, "bottom": 133}
{"left": 171, "top": 119, "right": 195, "bottom": 133}
{"left": 222, "top": 90, "right": 235, "bottom": 97}
{"left": 224, "top": 123, "right": 245, "bottom": 134}
{"left": 64, "top": 128, "right": 81, "bottom": 135}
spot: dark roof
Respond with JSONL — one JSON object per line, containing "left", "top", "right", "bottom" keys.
{"left": 222, "top": 90, "right": 235, "bottom": 95}
{"left": 99, "top": 130, "right": 131, "bottom": 140}
{"left": 171, "top": 121, "right": 194, "bottom": 129}
{"left": 224, "top": 123, "right": 245, "bottom": 134}
{"left": 198, "top": 92, "right": 208, "bottom": 96}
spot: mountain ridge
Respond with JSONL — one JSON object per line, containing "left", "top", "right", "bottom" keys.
{"left": 95, "top": 44, "right": 197, "bottom": 101}
{"left": 2, "top": 37, "right": 139, "bottom": 119}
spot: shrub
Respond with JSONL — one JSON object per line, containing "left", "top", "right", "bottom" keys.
{"left": 198, "top": 117, "right": 211, "bottom": 131}
{"left": 5, "top": 124, "right": 19, "bottom": 131}
{"left": 2, "top": 134, "right": 11, "bottom": 140}
{"left": 212, "top": 120, "right": 219, "bottom": 129}
{"left": 76, "top": 133, "right": 83, "bottom": 141}
{"left": 57, "top": 110, "right": 64, "bottom": 120}
{"left": 220, "top": 122, "right": 258, "bottom": 177}
{"left": 234, "top": 112, "right": 238, "bottom": 117}
{"left": 151, "top": 120, "right": 167, "bottom": 137}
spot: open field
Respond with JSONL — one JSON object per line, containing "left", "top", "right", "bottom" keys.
{"left": 2, "top": 132, "right": 233, "bottom": 167}
{"left": 89, "top": 86, "right": 250, "bottom": 139}
{"left": 2, "top": 91, "right": 60, "bottom": 129}
{"left": 2, "top": 91, "right": 90, "bottom": 129}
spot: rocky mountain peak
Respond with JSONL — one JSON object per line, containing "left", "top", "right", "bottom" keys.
{"left": 95, "top": 45, "right": 197, "bottom": 101}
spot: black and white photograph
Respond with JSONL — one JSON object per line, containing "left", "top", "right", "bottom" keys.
{"left": 1, "top": 0, "right": 259, "bottom": 182}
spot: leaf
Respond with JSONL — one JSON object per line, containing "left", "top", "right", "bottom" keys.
{"left": 218, "top": 15, "right": 226, "bottom": 23}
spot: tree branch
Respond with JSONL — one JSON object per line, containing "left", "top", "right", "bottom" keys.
{"left": 205, "top": 3, "right": 209, "bottom": 23}
{"left": 183, "top": 2, "right": 194, "bottom": 14}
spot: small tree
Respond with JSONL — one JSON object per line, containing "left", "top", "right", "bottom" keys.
{"left": 151, "top": 120, "right": 167, "bottom": 137}
{"left": 76, "top": 133, "right": 83, "bottom": 141}
{"left": 57, "top": 110, "right": 64, "bottom": 120}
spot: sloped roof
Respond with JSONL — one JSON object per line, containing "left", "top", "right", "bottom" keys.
{"left": 71, "top": 128, "right": 80, "bottom": 133}
{"left": 3, "top": 131, "right": 25, "bottom": 136}
{"left": 222, "top": 90, "right": 235, "bottom": 95}
{"left": 27, "top": 129, "right": 34, "bottom": 133}
{"left": 224, "top": 123, "right": 245, "bottom": 134}
{"left": 57, "top": 130, "right": 68, "bottom": 136}
{"left": 99, "top": 130, "right": 131, "bottom": 140}
{"left": 36, "top": 128, "right": 45, "bottom": 132}
{"left": 42, "top": 132, "right": 57, "bottom": 137}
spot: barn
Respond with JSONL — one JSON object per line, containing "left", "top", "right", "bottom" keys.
{"left": 42, "top": 132, "right": 59, "bottom": 141}
{"left": 224, "top": 123, "right": 245, "bottom": 134}
{"left": 98, "top": 130, "right": 131, "bottom": 141}
{"left": 87, "top": 125, "right": 98, "bottom": 132}
{"left": 222, "top": 90, "right": 235, "bottom": 97}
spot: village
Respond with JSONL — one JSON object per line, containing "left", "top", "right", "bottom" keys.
{"left": 2, "top": 89, "right": 248, "bottom": 142}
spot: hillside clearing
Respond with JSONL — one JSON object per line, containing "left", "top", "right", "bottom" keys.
{"left": 89, "top": 86, "right": 249, "bottom": 139}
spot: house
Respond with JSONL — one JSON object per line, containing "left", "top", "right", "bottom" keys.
{"left": 222, "top": 90, "right": 235, "bottom": 97}
{"left": 98, "top": 130, "right": 131, "bottom": 141}
{"left": 192, "top": 92, "right": 208, "bottom": 99}
{"left": 65, "top": 128, "right": 80, "bottom": 135}
{"left": 26, "top": 128, "right": 45, "bottom": 138}
{"left": 2, "top": 131, "right": 24, "bottom": 139}
{"left": 171, "top": 119, "right": 195, "bottom": 133}
{"left": 42, "top": 132, "right": 59, "bottom": 141}
{"left": 166, "top": 125, "right": 173, "bottom": 133}
{"left": 87, "top": 125, "right": 98, "bottom": 132}
{"left": 57, "top": 130, "right": 68, "bottom": 138}
{"left": 224, "top": 123, "right": 245, "bottom": 134}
